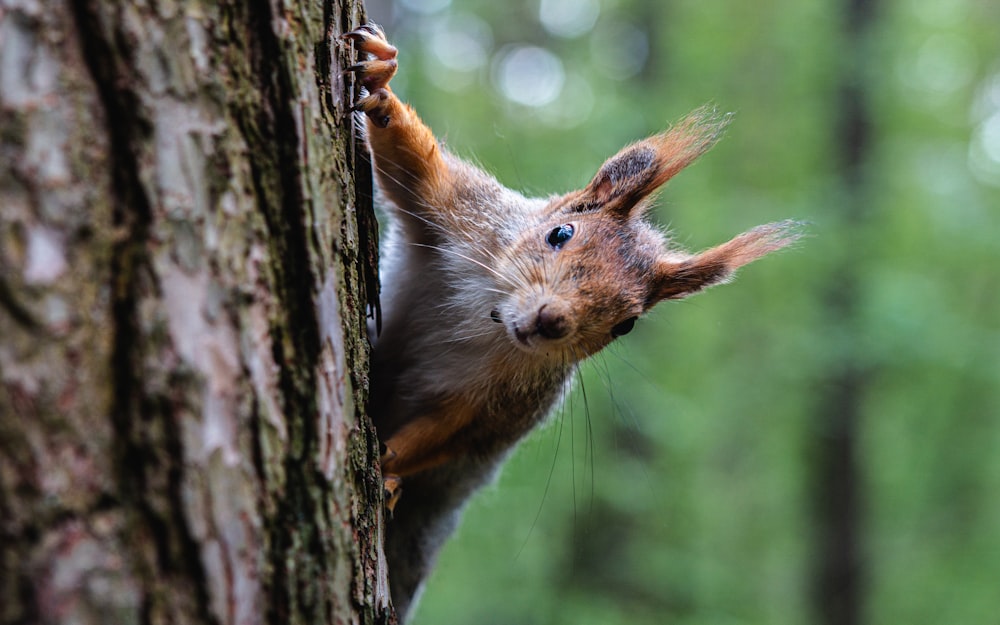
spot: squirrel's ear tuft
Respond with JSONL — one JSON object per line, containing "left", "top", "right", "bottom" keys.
{"left": 583, "top": 107, "right": 731, "bottom": 218}
{"left": 650, "top": 220, "right": 802, "bottom": 302}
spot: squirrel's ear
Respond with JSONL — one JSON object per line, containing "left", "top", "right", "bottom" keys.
{"left": 651, "top": 221, "right": 801, "bottom": 302}
{"left": 581, "top": 108, "right": 731, "bottom": 218}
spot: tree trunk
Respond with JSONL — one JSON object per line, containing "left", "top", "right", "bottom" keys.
{"left": 0, "top": 0, "right": 389, "bottom": 623}
{"left": 811, "top": 0, "right": 875, "bottom": 623}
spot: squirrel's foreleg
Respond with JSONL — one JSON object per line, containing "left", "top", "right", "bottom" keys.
{"left": 379, "top": 398, "right": 478, "bottom": 512}
{"left": 344, "top": 24, "right": 450, "bottom": 221}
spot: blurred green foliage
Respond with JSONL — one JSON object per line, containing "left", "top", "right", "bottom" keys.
{"left": 365, "top": 0, "right": 1000, "bottom": 623}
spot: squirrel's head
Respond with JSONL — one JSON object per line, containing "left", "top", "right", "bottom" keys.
{"left": 490, "top": 108, "right": 800, "bottom": 362}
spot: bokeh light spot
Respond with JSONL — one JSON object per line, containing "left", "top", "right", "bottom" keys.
{"left": 539, "top": 0, "right": 600, "bottom": 39}
{"left": 493, "top": 45, "right": 565, "bottom": 107}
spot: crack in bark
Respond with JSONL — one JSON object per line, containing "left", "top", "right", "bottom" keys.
{"left": 353, "top": 122, "right": 381, "bottom": 336}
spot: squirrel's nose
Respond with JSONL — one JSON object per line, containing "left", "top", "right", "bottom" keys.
{"left": 535, "top": 304, "right": 569, "bottom": 340}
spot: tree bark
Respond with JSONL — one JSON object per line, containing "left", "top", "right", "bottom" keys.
{"left": 0, "top": 0, "right": 389, "bottom": 623}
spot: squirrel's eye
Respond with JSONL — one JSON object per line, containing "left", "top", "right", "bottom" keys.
{"left": 611, "top": 317, "right": 637, "bottom": 338}
{"left": 546, "top": 224, "right": 575, "bottom": 249}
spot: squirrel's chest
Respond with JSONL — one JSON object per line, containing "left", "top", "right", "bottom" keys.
{"left": 452, "top": 366, "right": 575, "bottom": 458}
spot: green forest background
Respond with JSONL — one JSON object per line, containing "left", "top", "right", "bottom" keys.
{"left": 365, "top": 0, "right": 1000, "bottom": 623}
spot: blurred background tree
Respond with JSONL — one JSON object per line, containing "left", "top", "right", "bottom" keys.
{"left": 366, "top": 0, "right": 1000, "bottom": 623}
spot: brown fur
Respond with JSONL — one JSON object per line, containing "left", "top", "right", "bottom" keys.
{"left": 345, "top": 23, "right": 800, "bottom": 622}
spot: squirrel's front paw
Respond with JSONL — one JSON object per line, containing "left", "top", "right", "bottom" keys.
{"left": 343, "top": 24, "right": 398, "bottom": 127}
{"left": 380, "top": 443, "right": 403, "bottom": 513}
{"left": 383, "top": 474, "right": 403, "bottom": 514}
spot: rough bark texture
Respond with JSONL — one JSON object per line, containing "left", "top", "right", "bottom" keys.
{"left": 0, "top": 0, "right": 389, "bottom": 623}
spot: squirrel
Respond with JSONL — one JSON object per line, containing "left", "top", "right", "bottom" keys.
{"left": 344, "top": 23, "right": 799, "bottom": 622}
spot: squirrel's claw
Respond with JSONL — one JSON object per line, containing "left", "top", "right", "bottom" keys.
{"left": 343, "top": 24, "right": 398, "bottom": 61}
{"left": 352, "top": 90, "right": 390, "bottom": 127}
{"left": 381, "top": 445, "right": 402, "bottom": 513}
{"left": 346, "top": 59, "right": 397, "bottom": 93}
{"left": 383, "top": 474, "right": 403, "bottom": 514}
{"left": 343, "top": 24, "right": 398, "bottom": 125}
{"left": 380, "top": 443, "right": 398, "bottom": 462}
